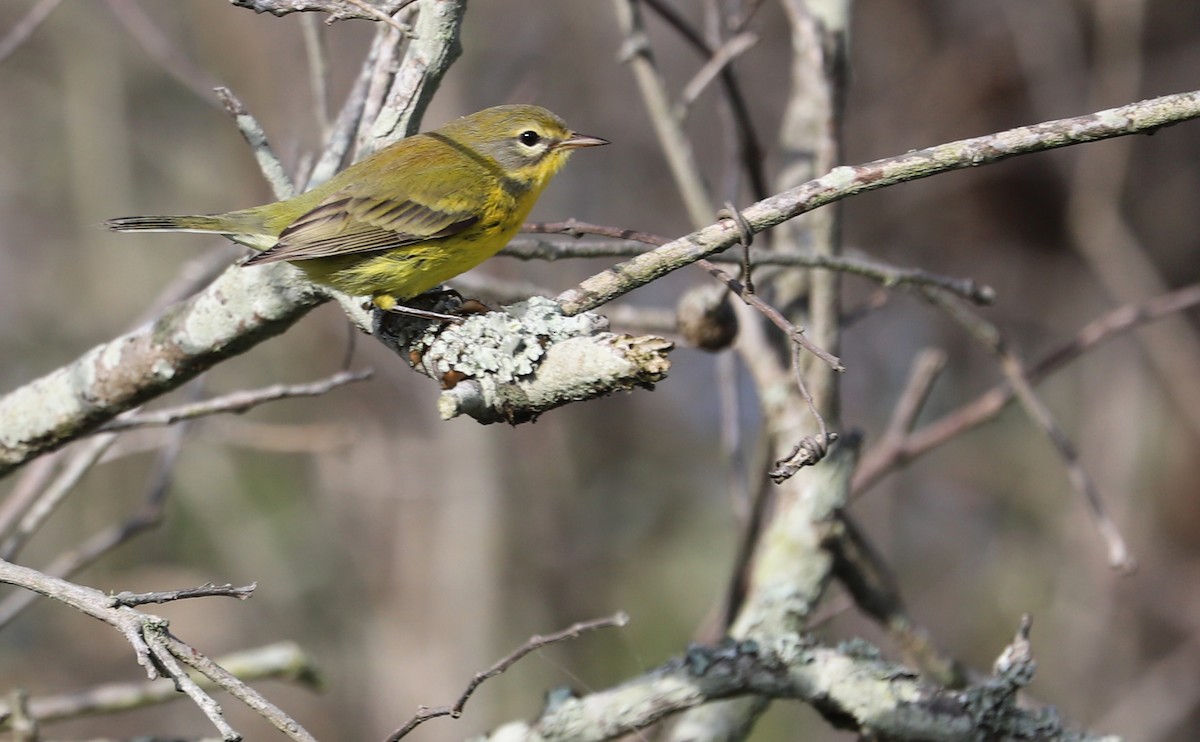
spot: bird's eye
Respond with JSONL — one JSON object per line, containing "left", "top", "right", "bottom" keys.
{"left": 519, "top": 130, "right": 542, "bottom": 147}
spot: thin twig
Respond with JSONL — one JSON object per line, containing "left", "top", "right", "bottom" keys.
{"left": 675, "top": 31, "right": 758, "bottom": 120}
{"left": 109, "top": 582, "right": 258, "bottom": 607}
{"left": 105, "top": 0, "right": 224, "bottom": 107}
{"left": 215, "top": 86, "right": 296, "bottom": 200}
{"left": 641, "top": 0, "right": 768, "bottom": 200}
{"left": 0, "top": 643, "right": 320, "bottom": 729}
{"left": 163, "top": 631, "right": 319, "bottom": 742}
{"left": 230, "top": 0, "right": 411, "bottom": 23}
{"left": 522, "top": 220, "right": 838, "bottom": 371}
{"left": 697, "top": 259, "right": 842, "bottom": 370}
{"left": 386, "top": 611, "right": 631, "bottom": 741}
{"left": 508, "top": 232, "right": 996, "bottom": 305}
{"left": 555, "top": 90, "right": 1200, "bottom": 315}
{"left": 614, "top": 0, "right": 715, "bottom": 228}
{"left": 300, "top": 14, "right": 331, "bottom": 138}
{"left": 0, "top": 416, "right": 185, "bottom": 631}
{"left": 99, "top": 369, "right": 373, "bottom": 432}
{"left": 921, "top": 287, "right": 1134, "bottom": 572}
{"left": 342, "top": 0, "right": 412, "bottom": 35}
{"left": 0, "top": 0, "right": 60, "bottom": 64}
{"left": 0, "top": 436, "right": 117, "bottom": 561}
{"left": 853, "top": 282, "right": 1200, "bottom": 494}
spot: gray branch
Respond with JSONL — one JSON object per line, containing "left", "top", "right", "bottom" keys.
{"left": 373, "top": 297, "right": 673, "bottom": 424}
{"left": 474, "top": 632, "right": 1117, "bottom": 742}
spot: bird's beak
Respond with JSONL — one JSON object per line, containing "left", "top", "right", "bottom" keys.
{"left": 559, "top": 133, "right": 610, "bottom": 150}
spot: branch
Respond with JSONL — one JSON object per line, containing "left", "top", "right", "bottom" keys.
{"left": 0, "top": 642, "right": 320, "bottom": 730}
{"left": 556, "top": 90, "right": 1200, "bottom": 315}
{"left": 0, "top": 0, "right": 60, "bottom": 65}
{"left": 230, "top": 0, "right": 413, "bottom": 23}
{"left": 476, "top": 630, "right": 1113, "bottom": 742}
{"left": 387, "top": 612, "right": 629, "bottom": 740}
{"left": 109, "top": 582, "right": 258, "bottom": 607}
{"left": 0, "top": 559, "right": 317, "bottom": 741}
{"left": 0, "top": 263, "right": 325, "bottom": 479}
{"left": 99, "top": 370, "right": 372, "bottom": 432}
{"left": 373, "top": 297, "right": 672, "bottom": 424}
{"left": 854, "top": 281, "right": 1200, "bottom": 496}
{"left": 506, "top": 233, "right": 996, "bottom": 305}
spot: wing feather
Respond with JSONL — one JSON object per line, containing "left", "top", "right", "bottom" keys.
{"left": 243, "top": 194, "right": 479, "bottom": 266}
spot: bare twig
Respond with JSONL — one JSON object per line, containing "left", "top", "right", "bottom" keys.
{"left": 105, "top": 0, "right": 224, "bottom": 106}
{"left": 162, "top": 631, "right": 318, "bottom": 742}
{"left": 697, "top": 258, "right": 842, "bottom": 371}
{"left": 675, "top": 31, "right": 758, "bottom": 120}
{"left": 556, "top": 91, "right": 1200, "bottom": 315}
{"left": 614, "top": 0, "right": 715, "bottom": 228}
{"left": 231, "top": 0, "right": 412, "bottom": 23}
{"left": 851, "top": 348, "right": 947, "bottom": 501}
{"left": 920, "top": 288, "right": 1134, "bottom": 571}
{"left": 0, "top": 435, "right": 117, "bottom": 561}
{"left": 342, "top": 0, "right": 412, "bottom": 35}
{"left": 215, "top": 86, "right": 296, "bottom": 200}
{"left": 508, "top": 232, "right": 996, "bottom": 305}
{"left": 300, "top": 14, "right": 331, "bottom": 137}
{"left": 0, "top": 419, "right": 184, "bottom": 631}
{"left": 0, "top": 0, "right": 60, "bottom": 64}
{"left": 641, "top": 0, "right": 768, "bottom": 200}
{"left": 109, "top": 582, "right": 258, "bottom": 607}
{"left": 386, "top": 611, "right": 630, "bottom": 740}
{"left": 0, "top": 643, "right": 320, "bottom": 729}
{"left": 853, "top": 285, "right": 1200, "bottom": 495}
{"left": 99, "top": 370, "right": 373, "bottom": 432}
{"left": 0, "top": 559, "right": 317, "bottom": 741}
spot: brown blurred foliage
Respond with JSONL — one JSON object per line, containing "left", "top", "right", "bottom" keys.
{"left": 1, "top": 1, "right": 1199, "bottom": 740}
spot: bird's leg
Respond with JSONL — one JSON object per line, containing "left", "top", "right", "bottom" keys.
{"left": 371, "top": 292, "right": 465, "bottom": 324}
{"left": 385, "top": 304, "right": 466, "bottom": 324}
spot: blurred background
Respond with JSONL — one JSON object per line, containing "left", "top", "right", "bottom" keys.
{"left": 1, "top": 1, "right": 1199, "bottom": 739}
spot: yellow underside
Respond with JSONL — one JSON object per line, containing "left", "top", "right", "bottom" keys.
{"left": 292, "top": 213, "right": 527, "bottom": 309}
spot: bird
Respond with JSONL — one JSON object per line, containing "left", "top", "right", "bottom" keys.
{"left": 106, "top": 104, "right": 608, "bottom": 314}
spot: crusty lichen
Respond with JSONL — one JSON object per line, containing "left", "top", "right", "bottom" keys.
{"left": 373, "top": 296, "right": 673, "bottom": 424}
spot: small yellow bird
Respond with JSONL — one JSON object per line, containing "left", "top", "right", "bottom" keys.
{"left": 107, "top": 104, "right": 607, "bottom": 313}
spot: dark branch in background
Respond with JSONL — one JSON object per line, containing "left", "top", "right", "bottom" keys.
{"left": 920, "top": 287, "right": 1133, "bottom": 571}
{"left": 854, "top": 281, "right": 1200, "bottom": 495}
{"left": 641, "top": 0, "right": 768, "bottom": 201}
{"left": 511, "top": 230, "right": 995, "bottom": 304}
{"left": 387, "top": 612, "right": 630, "bottom": 741}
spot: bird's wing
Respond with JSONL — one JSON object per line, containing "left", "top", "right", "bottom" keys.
{"left": 243, "top": 192, "right": 480, "bottom": 265}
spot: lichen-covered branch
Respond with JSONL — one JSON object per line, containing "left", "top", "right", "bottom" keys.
{"left": 476, "top": 632, "right": 1117, "bottom": 742}
{"left": 373, "top": 297, "right": 673, "bottom": 424}
{"left": 0, "top": 263, "right": 324, "bottom": 478}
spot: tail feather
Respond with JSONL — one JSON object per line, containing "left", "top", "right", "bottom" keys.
{"left": 104, "top": 214, "right": 239, "bottom": 234}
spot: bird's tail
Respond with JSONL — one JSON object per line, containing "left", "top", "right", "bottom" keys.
{"left": 105, "top": 213, "right": 244, "bottom": 235}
